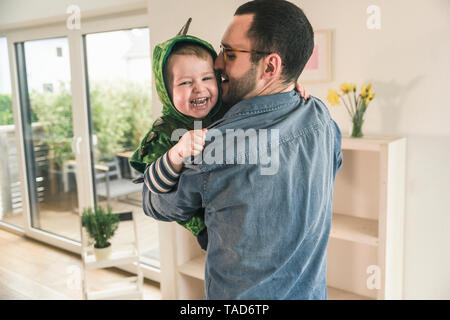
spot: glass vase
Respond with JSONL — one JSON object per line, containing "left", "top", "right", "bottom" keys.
{"left": 350, "top": 113, "right": 364, "bottom": 138}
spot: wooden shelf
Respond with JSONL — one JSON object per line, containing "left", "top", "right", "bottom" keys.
{"left": 178, "top": 254, "right": 206, "bottom": 281}
{"left": 327, "top": 286, "right": 373, "bottom": 300}
{"left": 161, "top": 136, "right": 406, "bottom": 300}
{"left": 177, "top": 256, "right": 376, "bottom": 300}
{"left": 80, "top": 211, "right": 143, "bottom": 300}
{"left": 176, "top": 215, "right": 380, "bottom": 285}
{"left": 83, "top": 248, "right": 139, "bottom": 270}
{"left": 330, "top": 213, "right": 378, "bottom": 246}
{"left": 342, "top": 135, "right": 404, "bottom": 152}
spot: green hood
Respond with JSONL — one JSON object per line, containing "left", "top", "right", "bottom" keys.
{"left": 129, "top": 35, "right": 223, "bottom": 174}
{"left": 153, "top": 34, "right": 222, "bottom": 127}
{"left": 128, "top": 34, "right": 224, "bottom": 238}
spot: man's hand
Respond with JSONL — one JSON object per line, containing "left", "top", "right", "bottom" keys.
{"left": 168, "top": 129, "right": 207, "bottom": 171}
{"left": 295, "top": 81, "right": 309, "bottom": 100}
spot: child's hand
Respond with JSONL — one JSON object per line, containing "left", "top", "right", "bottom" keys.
{"left": 168, "top": 129, "right": 207, "bottom": 170}
{"left": 295, "top": 81, "right": 309, "bottom": 100}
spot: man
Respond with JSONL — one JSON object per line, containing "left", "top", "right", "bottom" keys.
{"left": 143, "top": 0, "right": 343, "bottom": 299}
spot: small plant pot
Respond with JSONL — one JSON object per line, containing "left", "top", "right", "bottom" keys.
{"left": 94, "top": 243, "right": 112, "bottom": 261}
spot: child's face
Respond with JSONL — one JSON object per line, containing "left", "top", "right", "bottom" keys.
{"left": 168, "top": 54, "right": 219, "bottom": 119}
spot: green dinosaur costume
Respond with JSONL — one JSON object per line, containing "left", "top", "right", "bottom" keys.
{"left": 129, "top": 33, "right": 225, "bottom": 237}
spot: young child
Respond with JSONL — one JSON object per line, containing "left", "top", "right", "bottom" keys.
{"left": 130, "top": 23, "right": 309, "bottom": 251}
{"left": 130, "top": 33, "right": 225, "bottom": 251}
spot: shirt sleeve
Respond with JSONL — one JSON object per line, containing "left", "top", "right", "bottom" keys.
{"left": 142, "top": 162, "right": 204, "bottom": 223}
{"left": 143, "top": 151, "right": 180, "bottom": 194}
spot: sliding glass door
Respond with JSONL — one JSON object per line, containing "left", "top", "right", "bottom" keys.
{"left": 6, "top": 10, "right": 160, "bottom": 281}
{"left": 83, "top": 28, "right": 160, "bottom": 269}
{"left": 15, "top": 37, "right": 80, "bottom": 241}
{"left": 0, "top": 37, "right": 24, "bottom": 229}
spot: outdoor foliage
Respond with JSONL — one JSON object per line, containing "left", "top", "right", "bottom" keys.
{"left": 89, "top": 80, "right": 152, "bottom": 160}
{"left": 13, "top": 81, "right": 153, "bottom": 169}
{"left": 30, "top": 83, "right": 74, "bottom": 169}
{"left": 0, "top": 93, "right": 39, "bottom": 125}
{"left": 81, "top": 205, "right": 119, "bottom": 249}
{"left": 0, "top": 94, "right": 14, "bottom": 125}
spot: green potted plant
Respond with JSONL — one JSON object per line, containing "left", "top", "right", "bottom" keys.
{"left": 81, "top": 205, "right": 120, "bottom": 261}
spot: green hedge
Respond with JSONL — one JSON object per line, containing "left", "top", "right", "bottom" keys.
{"left": 0, "top": 93, "right": 14, "bottom": 125}
{"left": 0, "top": 81, "right": 152, "bottom": 169}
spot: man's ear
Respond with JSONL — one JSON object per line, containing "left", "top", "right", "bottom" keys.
{"left": 262, "top": 53, "right": 283, "bottom": 80}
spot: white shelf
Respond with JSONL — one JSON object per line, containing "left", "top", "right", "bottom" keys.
{"left": 83, "top": 247, "right": 139, "bottom": 270}
{"left": 177, "top": 256, "right": 376, "bottom": 300}
{"left": 160, "top": 136, "right": 406, "bottom": 300}
{"left": 176, "top": 255, "right": 377, "bottom": 300}
{"left": 80, "top": 212, "right": 143, "bottom": 300}
{"left": 342, "top": 135, "right": 404, "bottom": 151}
{"left": 175, "top": 214, "right": 379, "bottom": 294}
{"left": 330, "top": 213, "right": 378, "bottom": 246}
{"left": 178, "top": 254, "right": 206, "bottom": 281}
{"left": 176, "top": 214, "right": 380, "bottom": 281}
{"left": 327, "top": 286, "right": 373, "bottom": 300}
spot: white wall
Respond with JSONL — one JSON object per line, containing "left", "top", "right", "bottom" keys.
{"left": 0, "top": 0, "right": 140, "bottom": 25}
{"left": 1, "top": 0, "right": 448, "bottom": 299}
{"left": 296, "top": 0, "right": 450, "bottom": 299}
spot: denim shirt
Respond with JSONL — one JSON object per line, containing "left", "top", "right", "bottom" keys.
{"left": 143, "top": 90, "right": 343, "bottom": 299}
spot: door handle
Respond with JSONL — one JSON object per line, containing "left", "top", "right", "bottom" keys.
{"left": 72, "top": 136, "right": 82, "bottom": 154}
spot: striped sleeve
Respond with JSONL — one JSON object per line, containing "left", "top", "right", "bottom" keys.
{"left": 143, "top": 152, "right": 181, "bottom": 194}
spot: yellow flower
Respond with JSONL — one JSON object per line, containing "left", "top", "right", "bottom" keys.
{"left": 340, "top": 82, "right": 356, "bottom": 95}
{"left": 327, "top": 89, "right": 340, "bottom": 106}
{"left": 361, "top": 83, "right": 373, "bottom": 98}
{"left": 364, "top": 92, "right": 375, "bottom": 104}
{"left": 361, "top": 85, "right": 367, "bottom": 97}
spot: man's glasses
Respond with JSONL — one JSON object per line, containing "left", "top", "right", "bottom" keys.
{"left": 219, "top": 44, "right": 270, "bottom": 63}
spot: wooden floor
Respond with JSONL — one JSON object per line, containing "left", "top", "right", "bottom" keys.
{"left": 0, "top": 228, "right": 161, "bottom": 300}
{"left": 2, "top": 191, "right": 160, "bottom": 268}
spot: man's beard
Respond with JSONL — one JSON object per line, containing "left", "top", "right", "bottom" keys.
{"left": 222, "top": 63, "right": 258, "bottom": 107}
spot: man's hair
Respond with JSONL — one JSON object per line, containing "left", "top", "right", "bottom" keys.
{"left": 164, "top": 42, "right": 212, "bottom": 93}
{"left": 235, "top": 0, "right": 314, "bottom": 84}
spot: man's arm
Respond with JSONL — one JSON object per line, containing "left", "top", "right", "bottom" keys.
{"left": 142, "top": 164, "right": 204, "bottom": 223}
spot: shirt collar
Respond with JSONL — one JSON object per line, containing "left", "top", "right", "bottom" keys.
{"left": 222, "top": 90, "right": 299, "bottom": 120}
